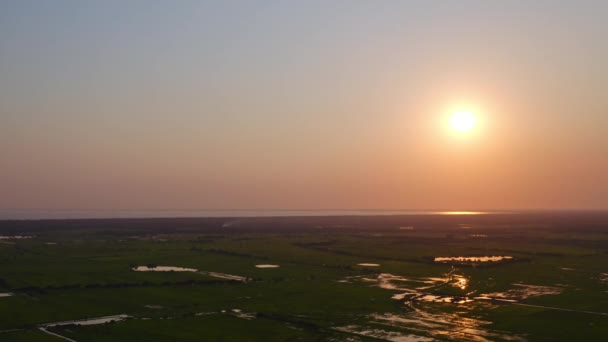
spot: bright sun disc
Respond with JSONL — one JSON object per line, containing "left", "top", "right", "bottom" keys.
{"left": 450, "top": 110, "right": 476, "bottom": 132}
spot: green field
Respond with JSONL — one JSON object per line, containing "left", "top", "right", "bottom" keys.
{"left": 1, "top": 213, "right": 607, "bottom": 341}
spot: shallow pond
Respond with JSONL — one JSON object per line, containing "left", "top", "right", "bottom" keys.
{"left": 434, "top": 256, "right": 513, "bottom": 263}
{"left": 132, "top": 266, "right": 198, "bottom": 272}
{"left": 41, "top": 314, "right": 130, "bottom": 327}
{"left": 357, "top": 263, "right": 381, "bottom": 267}
{"left": 255, "top": 264, "right": 280, "bottom": 268}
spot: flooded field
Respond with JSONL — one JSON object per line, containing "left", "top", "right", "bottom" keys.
{"left": 366, "top": 311, "right": 526, "bottom": 342}
{"left": 334, "top": 324, "right": 431, "bottom": 342}
{"left": 337, "top": 268, "right": 576, "bottom": 341}
{"left": 337, "top": 269, "right": 529, "bottom": 341}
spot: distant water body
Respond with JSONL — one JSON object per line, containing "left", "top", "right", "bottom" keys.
{"left": 0, "top": 210, "right": 508, "bottom": 220}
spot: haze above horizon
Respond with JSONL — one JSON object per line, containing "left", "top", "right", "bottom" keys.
{"left": 1, "top": 1, "right": 607, "bottom": 211}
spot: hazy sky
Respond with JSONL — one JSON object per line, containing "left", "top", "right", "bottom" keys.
{"left": 1, "top": 0, "right": 607, "bottom": 211}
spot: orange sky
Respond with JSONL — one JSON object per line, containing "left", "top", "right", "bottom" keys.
{"left": 1, "top": 1, "right": 607, "bottom": 211}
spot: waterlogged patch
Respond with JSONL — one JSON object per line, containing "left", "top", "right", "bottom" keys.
{"left": 345, "top": 273, "right": 445, "bottom": 293}
{"left": 132, "top": 266, "right": 198, "bottom": 272}
{"left": 598, "top": 273, "right": 608, "bottom": 285}
{"left": 346, "top": 273, "right": 475, "bottom": 305}
{"left": 199, "top": 271, "right": 249, "bottom": 282}
{"left": 144, "top": 305, "right": 164, "bottom": 309}
{"left": 392, "top": 293, "right": 409, "bottom": 300}
{"left": 41, "top": 314, "right": 130, "bottom": 328}
{"left": 357, "top": 263, "right": 381, "bottom": 267}
{"left": 414, "top": 295, "right": 474, "bottom": 304}
{"left": 474, "top": 296, "right": 518, "bottom": 303}
{"left": 340, "top": 271, "right": 508, "bottom": 304}
{"left": 334, "top": 325, "right": 432, "bottom": 342}
{"left": 482, "top": 283, "right": 563, "bottom": 300}
{"left": 451, "top": 275, "right": 469, "bottom": 290}
{"left": 0, "top": 235, "right": 33, "bottom": 240}
{"left": 352, "top": 272, "right": 469, "bottom": 293}
{"left": 0, "top": 292, "right": 14, "bottom": 298}
{"left": 370, "top": 312, "right": 526, "bottom": 342}
{"left": 434, "top": 256, "right": 513, "bottom": 263}
{"left": 375, "top": 273, "right": 421, "bottom": 291}
{"left": 131, "top": 266, "right": 249, "bottom": 282}
{"left": 255, "top": 264, "right": 280, "bottom": 268}
{"left": 228, "top": 309, "right": 256, "bottom": 320}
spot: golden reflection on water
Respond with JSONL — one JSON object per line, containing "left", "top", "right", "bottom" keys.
{"left": 454, "top": 276, "right": 468, "bottom": 290}
{"left": 438, "top": 211, "right": 487, "bottom": 215}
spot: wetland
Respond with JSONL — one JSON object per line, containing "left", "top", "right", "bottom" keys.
{"left": 0, "top": 212, "right": 607, "bottom": 341}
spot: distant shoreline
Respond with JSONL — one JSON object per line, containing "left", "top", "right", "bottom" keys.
{"left": 1, "top": 209, "right": 606, "bottom": 221}
{"left": 0, "top": 209, "right": 504, "bottom": 220}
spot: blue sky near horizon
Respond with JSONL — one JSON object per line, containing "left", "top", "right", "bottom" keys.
{"left": 1, "top": 1, "right": 607, "bottom": 210}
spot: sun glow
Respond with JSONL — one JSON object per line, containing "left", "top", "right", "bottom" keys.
{"left": 450, "top": 110, "right": 476, "bottom": 132}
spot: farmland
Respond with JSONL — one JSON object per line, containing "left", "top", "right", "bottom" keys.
{"left": 1, "top": 212, "right": 607, "bottom": 341}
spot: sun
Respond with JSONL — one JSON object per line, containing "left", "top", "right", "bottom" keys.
{"left": 450, "top": 110, "right": 476, "bottom": 132}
